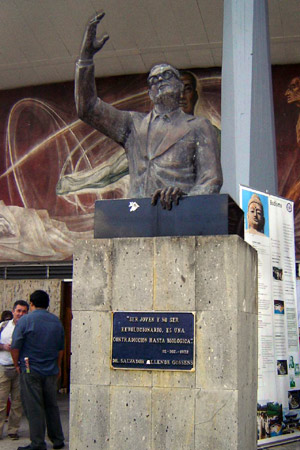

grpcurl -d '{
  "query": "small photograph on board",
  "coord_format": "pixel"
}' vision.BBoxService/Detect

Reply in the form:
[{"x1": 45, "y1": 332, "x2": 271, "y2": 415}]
[
  {"x1": 277, "y1": 360, "x2": 288, "y2": 376},
  {"x1": 274, "y1": 299, "x2": 285, "y2": 314},
  {"x1": 257, "y1": 402, "x2": 283, "y2": 439},
  {"x1": 273, "y1": 266, "x2": 283, "y2": 281},
  {"x1": 288, "y1": 390, "x2": 300, "y2": 410},
  {"x1": 290, "y1": 376, "x2": 296, "y2": 388}
]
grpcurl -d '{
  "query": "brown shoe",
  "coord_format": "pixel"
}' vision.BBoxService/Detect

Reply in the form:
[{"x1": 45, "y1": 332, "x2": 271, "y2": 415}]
[{"x1": 8, "y1": 433, "x2": 19, "y2": 440}]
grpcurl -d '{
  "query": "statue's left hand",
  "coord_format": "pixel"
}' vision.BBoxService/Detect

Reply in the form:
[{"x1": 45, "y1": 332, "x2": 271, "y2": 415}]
[
  {"x1": 151, "y1": 187, "x2": 186, "y2": 210},
  {"x1": 80, "y1": 12, "x2": 109, "y2": 60}
]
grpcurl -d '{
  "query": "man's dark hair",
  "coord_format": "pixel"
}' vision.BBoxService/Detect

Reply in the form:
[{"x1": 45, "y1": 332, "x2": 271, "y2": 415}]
[
  {"x1": 1, "y1": 310, "x2": 13, "y2": 321},
  {"x1": 30, "y1": 290, "x2": 50, "y2": 309},
  {"x1": 13, "y1": 300, "x2": 29, "y2": 311}
]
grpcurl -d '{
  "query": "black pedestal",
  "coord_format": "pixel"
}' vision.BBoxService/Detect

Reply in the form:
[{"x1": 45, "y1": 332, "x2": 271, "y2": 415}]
[{"x1": 94, "y1": 194, "x2": 244, "y2": 239}]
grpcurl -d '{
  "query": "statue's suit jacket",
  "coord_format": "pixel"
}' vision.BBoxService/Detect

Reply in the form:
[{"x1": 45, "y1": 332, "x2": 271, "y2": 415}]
[{"x1": 76, "y1": 63, "x2": 223, "y2": 197}]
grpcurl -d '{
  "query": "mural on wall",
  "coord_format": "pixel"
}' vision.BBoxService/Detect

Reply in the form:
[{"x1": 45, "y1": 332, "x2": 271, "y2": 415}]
[
  {"x1": 273, "y1": 64, "x2": 300, "y2": 261},
  {"x1": 0, "y1": 68, "x2": 221, "y2": 262},
  {"x1": 1, "y1": 63, "x2": 299, "y2": 263}
]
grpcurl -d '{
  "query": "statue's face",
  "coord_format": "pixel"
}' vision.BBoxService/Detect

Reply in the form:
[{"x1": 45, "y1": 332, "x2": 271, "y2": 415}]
[
  {"x1": 247, "y1": 202, "x2": 264, "y2": 231},
  {"x1": 285, "y1": 77, "x2": 300, "y2": 105},
  {"x1": 148, "y1": 65, "x2": 182, "y2": 103},
  {"x1": 180, "y1": 74, "x2": 198, "y2": 115}
]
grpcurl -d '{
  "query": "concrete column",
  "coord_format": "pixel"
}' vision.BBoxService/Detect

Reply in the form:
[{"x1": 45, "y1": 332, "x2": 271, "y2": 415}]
[
  {"x1": 221, "y1": 0, "x2": 277, "y2": 201},
  {"x1": 70, "y1": 236, "x2": 258, "y2": 449}
]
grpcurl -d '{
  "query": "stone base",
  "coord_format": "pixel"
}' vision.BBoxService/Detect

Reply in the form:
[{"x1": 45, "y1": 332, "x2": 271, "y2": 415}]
[{"x1": 70, "y1": 235, "x2": 258, "y2": 450}]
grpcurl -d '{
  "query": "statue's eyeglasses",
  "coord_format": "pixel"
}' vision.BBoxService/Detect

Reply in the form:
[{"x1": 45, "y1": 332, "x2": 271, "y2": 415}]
[{"x1": 147, "y1": 70, "x2": 179, "y2": 87}]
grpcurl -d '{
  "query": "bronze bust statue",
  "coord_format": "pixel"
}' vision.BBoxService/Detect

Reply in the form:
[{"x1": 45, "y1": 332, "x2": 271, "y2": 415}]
[{"x1": 75, "y1": 13, "x2": 222, "y2": 209}]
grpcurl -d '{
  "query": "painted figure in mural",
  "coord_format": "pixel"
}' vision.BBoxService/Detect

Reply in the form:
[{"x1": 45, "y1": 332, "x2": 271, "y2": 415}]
[
  {"x1": 285, "y1": 76, "x2": 300, "y2": 147},
  {"x1": 179, "y1": 71, "x2": 199, "y2": 115},
  {"x1": 0, "y1": 215, "x2": 15, "y2": 238},
  {"x1": 180, "y1": 70, "x2": 221, "y2": 154},
  {"x1": 281, "y1": 76, "x2": 300, "y2": 259},
  {"x1": 246, "y1": 194, "x2": 265, "y2": 236},
  {"x1": 0, "y1": 201, "x2": 93, "y2": 262},
  {"x1": 75, "y1": 13, "x2": 222, "y2": 209}
]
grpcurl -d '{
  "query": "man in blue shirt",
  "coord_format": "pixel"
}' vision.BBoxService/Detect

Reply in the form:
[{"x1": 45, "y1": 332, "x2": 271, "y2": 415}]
[{"x1": 11, "y1": 290, "x2": 65, "y2": 450}]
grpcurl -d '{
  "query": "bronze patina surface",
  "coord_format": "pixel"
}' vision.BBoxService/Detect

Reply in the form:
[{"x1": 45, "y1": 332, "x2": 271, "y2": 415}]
[{"x1": 75, "y1": 13, "x2": 222, "y2": 209}]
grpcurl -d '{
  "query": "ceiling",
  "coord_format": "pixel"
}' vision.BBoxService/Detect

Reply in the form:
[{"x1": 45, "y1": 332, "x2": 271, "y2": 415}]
[{"x1": 0, "y1": 0, "x2": 299, "y2": 90}]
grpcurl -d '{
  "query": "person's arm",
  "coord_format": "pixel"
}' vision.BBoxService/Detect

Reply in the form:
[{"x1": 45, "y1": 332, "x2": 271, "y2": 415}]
[
  {"x1": 11, "y1": 348, "x2": 20, "y2": 374},
  {"x1": 11, "y1": 319, "x2": 25, "y2": 374},
  {"x1": 57, "y1": 349, "x2": 64, "y2": 380},
  {"x1": 0, "y1": 322, "x2": 10, "y2": 351},
  {"x1": 0, "y1": 323, "x2": 11, "y2": 351},
  {"x1": 189, "y1": 118, "x2": 223, "y2": 195},
  {"x1": 75, "y1": 12, "x2": 132, "y2": 145},
  {"x1": 0, "y1": 342, "x2": 11, "y2": 351}
]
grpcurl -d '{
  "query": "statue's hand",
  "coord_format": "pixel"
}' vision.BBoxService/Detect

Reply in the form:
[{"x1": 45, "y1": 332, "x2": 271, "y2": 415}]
[
  {"x1": 80, "y1": 12, "x2": 109, "y2": 60},
  {"x1": 151, "y1": 187, "x2": 186, "y2": 210}
]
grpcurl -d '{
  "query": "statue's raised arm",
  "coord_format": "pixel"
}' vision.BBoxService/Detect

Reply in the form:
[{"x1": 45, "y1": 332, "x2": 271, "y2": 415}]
[
  {"x1": 75, "y1": 13, "x2": 132, "y2": 145},
  {"x1": 79, "y1": 13, "x2": 109, "y2": 62},
  {"x1": 75, "y1": 12, "x2": 109, "y2": 118},
  {"x1": 75, "y1": 13, "x2": 223, "y2": 208}
]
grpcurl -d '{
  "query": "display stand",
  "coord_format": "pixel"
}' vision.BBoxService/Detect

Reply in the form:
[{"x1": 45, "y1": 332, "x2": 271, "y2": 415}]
[{"x1": 70, "y1": 198, "x2": 258, "y2": 450}]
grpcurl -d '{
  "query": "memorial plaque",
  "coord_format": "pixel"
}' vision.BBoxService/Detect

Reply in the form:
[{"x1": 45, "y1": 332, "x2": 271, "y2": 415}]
[{"x1": 111, "y1": 312, "x2": 195, "y2": 371}]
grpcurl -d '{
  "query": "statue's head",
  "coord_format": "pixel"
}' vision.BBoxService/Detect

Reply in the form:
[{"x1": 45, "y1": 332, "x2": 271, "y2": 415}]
[
  {"x1": 285, "y1": 77, "x2": 300, "y2": 106},
  {"x1": 147, "y1": 64, "x2": 183, "y2": 107},
  {"x1": 179, "y1": 70, "x2": 198, "y2": 115},
  {"x1": 247, "y1": 194, "x2": 265, "y2": 233}
]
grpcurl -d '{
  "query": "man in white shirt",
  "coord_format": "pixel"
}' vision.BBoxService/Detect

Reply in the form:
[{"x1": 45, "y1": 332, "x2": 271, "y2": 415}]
[{"x1": 0, "y1": 300, "x2": 29, "y2": 440}]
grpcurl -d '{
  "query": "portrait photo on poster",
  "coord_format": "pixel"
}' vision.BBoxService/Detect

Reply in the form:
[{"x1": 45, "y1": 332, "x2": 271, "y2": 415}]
[{"x1": 241, "y1": 189, "x2": 270, "y2": 237}]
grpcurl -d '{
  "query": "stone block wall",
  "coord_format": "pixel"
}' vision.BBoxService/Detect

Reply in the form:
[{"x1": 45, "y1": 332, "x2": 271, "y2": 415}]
[
  {"x1": 0, "y1": 279, "x2": 62, "y2": 316},
  {"x1": 70, "y1": 236, "x2": 258, "y2": 450}
]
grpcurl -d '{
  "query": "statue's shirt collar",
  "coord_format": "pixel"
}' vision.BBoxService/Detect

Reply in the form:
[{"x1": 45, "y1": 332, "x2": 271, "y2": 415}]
[{"x1": 151, "y1": 108, "x2": 181, "y2": 123}]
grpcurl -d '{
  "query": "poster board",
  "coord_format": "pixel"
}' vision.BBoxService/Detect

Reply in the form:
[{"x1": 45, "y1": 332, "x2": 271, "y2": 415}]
[{"x1": 240, "y1": 186, "x2": 300, "y2": 444}]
